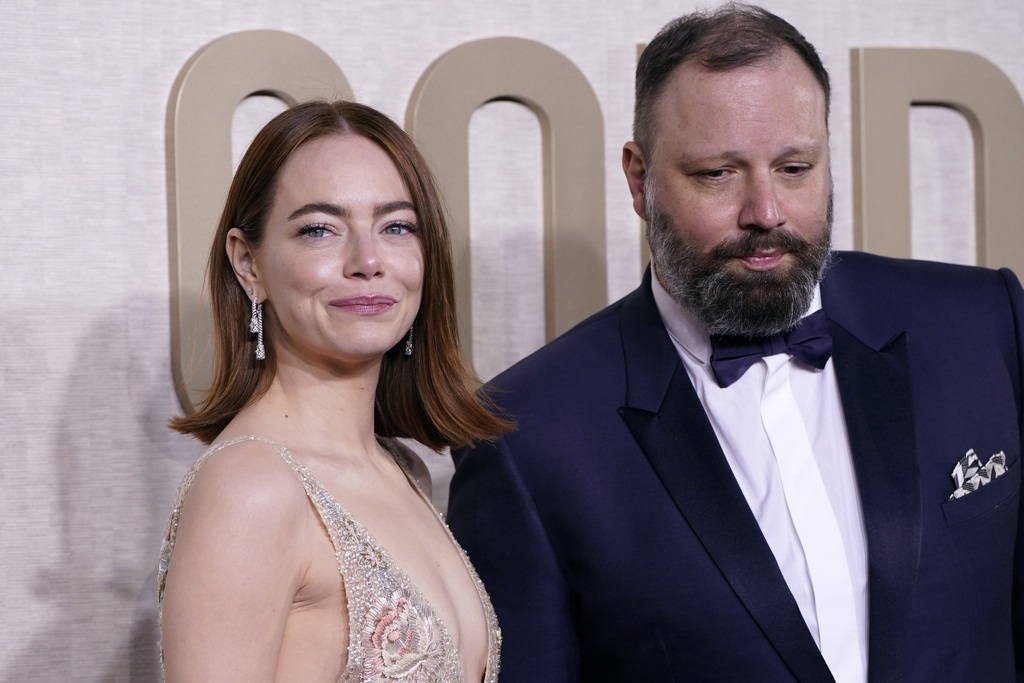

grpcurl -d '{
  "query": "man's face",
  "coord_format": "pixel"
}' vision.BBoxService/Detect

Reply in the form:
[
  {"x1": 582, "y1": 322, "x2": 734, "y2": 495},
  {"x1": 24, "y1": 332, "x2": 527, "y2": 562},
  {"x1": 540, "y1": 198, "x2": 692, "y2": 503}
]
[{"x1": 624, "y1": 49, "x2": 833, "y2": 337}]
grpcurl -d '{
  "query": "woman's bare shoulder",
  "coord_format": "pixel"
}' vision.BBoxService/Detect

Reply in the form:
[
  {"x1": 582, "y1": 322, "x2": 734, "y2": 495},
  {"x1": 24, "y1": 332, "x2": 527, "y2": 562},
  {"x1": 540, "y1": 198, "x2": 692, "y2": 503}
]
[
  {"x1": 177, "y1": 437, "x2": 311, "y2": 543},
  {"x1": 163, "y1": 437, "x2": 313, "y2": 613}
]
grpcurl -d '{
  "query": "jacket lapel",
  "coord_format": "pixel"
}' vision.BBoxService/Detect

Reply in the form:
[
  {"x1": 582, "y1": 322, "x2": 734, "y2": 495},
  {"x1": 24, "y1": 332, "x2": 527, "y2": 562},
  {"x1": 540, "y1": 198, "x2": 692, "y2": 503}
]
[
  {"x1": 823, "y1": 270, "x2": 922, "y2": 682},
  {"x1": 617, "y1": 272, "x2": 835, "y2": 682}
]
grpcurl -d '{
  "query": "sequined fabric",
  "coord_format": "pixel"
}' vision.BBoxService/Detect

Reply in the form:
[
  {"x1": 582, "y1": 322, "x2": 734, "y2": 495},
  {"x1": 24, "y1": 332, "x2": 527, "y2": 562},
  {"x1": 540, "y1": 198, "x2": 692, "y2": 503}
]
[{"x1": 158, "y1": 435, "x2": 500, "y2": 682}]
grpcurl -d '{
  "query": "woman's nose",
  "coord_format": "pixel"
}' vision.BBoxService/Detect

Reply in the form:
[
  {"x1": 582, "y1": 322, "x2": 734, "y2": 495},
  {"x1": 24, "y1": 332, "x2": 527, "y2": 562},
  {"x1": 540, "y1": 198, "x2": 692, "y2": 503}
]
[{"x1": 343, "y1": 232, "x2": 382, "y2": 278}]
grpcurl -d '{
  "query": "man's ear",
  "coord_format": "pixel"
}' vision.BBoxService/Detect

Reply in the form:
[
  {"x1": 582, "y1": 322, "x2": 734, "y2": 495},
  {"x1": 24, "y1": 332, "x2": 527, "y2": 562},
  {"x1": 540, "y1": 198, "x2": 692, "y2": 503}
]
[
  {"x1": 225, "y1": 228, "x2": 263, "y2": 300},
  {"x1": 622, "y1": 141, "x2": 649, "y2": 222}
]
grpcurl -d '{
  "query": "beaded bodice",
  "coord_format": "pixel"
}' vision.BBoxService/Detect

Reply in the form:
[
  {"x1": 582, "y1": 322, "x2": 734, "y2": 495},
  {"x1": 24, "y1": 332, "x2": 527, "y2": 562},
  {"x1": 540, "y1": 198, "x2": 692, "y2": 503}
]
[{"x1": 158, "y1": 435, "x2": 500, "y2": 682}]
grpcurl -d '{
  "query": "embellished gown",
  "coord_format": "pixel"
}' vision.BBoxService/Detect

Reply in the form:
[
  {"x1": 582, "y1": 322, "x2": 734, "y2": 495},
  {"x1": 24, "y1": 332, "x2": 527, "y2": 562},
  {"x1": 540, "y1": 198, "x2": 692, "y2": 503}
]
[{"x1": 159, "y1": 435, "x2": 501, "y2": 682}]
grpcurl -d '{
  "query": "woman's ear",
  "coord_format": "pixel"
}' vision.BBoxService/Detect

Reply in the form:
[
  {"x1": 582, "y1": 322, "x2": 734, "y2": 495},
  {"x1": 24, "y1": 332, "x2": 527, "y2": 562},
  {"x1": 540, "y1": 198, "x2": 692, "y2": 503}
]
[{"x1": 226, "y1": 228, "x2": 262, "y2": 299}]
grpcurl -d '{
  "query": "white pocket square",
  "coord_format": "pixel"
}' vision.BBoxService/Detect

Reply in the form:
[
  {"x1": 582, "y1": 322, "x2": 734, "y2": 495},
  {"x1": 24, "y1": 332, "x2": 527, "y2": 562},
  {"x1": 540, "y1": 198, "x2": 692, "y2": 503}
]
[{"x1": 949, "y1": 448, "x2": 1007, "y2": 500}]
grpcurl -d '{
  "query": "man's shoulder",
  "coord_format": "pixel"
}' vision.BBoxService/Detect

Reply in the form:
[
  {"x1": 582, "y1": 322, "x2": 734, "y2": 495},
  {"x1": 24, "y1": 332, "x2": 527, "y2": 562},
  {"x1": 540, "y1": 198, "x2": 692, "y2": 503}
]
[
  {"x1": 468, "y1": 286, "x2": 654, "y2": 462},
  {"x1": 479, "y1": 284, "x2": 656, "y2": 416},
  {"x1": 490, "y1": 292, "x2": 631, "y2": 389},
  {"x1": 824, "y1": 251, "x2": 1024, "y2": 335},
  {"x1": 827, "y1": 250, "x2": 1018, "y2": 298},
  {"x1": 830, "y1": 250, "x2": 1010, "y2": 281}
]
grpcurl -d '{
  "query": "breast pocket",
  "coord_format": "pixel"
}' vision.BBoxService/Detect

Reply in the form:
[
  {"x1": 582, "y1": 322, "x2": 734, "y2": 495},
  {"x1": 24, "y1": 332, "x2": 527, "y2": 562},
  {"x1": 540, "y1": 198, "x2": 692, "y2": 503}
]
[{"x1": 941, "y1": 459, "x2": 1020, "y2": 527}]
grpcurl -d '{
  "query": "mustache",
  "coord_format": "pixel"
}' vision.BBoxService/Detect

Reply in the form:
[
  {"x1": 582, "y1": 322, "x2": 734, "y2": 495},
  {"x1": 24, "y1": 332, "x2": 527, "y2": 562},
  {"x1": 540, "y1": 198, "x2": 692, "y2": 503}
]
[{"x1": 708, "y1": 229, "x2": 814, "y2": 261}]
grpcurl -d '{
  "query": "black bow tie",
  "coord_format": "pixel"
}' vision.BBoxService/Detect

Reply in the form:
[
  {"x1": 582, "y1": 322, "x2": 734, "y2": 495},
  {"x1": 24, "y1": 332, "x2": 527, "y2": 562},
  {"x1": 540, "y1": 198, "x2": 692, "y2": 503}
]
[{"x1": 709, "y1": 309, "x2": 833, "y2": 388}]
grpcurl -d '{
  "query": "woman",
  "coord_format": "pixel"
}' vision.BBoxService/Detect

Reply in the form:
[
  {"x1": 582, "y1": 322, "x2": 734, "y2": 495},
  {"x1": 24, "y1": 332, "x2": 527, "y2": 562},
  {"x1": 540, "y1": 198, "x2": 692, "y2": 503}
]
[{"x1": 159, "y1": 100, "x2": 510, "y2": 682}]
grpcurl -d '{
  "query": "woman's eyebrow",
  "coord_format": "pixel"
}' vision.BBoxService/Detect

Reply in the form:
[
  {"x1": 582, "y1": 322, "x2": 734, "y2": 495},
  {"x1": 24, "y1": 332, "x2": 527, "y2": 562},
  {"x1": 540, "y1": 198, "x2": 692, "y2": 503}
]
[
  {"x1": 287, "y1": 202, "x2": 346, "y2": 221},
  {"x1": 286, "y1": 200, "x2": 415, "y2": 221},
  {"x1": 374, "y1": 200, "x2": 415, "y2": 218}
]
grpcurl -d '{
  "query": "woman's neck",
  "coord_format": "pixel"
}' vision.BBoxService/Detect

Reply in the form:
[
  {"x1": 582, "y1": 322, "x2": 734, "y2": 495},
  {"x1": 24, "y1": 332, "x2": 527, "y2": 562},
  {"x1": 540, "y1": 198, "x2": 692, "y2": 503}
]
[{"x1": 226, "y1": 355, "x2": 385, "y2": 464}]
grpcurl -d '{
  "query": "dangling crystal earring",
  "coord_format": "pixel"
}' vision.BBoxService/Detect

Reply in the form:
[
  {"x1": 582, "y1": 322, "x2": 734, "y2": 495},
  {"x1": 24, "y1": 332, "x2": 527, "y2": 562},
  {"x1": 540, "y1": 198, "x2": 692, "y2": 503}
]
[
  {"x1": 404, "y1": 326, "x2": 415, "y2": 357},
  {"x1": 249, "y1": 294, "x2": 259, "y2": 334},
  {"x1": 248, "y1": 291, "x2": 265, "y2": 360}
]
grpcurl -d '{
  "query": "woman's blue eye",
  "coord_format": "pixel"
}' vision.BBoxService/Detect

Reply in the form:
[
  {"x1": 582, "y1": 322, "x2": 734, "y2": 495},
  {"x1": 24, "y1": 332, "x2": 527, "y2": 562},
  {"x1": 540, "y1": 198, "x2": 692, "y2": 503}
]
[
  {"x1": 383, "y1": 221, "x2": 416, "y2": 235},
  {"x1": 298, "y1": 225, "x2": 328, "y2": 238}
]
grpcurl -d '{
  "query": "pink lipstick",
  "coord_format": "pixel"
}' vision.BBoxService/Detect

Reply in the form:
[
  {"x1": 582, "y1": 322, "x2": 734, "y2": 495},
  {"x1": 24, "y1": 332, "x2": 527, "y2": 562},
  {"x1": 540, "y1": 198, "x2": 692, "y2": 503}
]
[{"x1": 330, "y1": 295, "x2": 396, "y2": 315}]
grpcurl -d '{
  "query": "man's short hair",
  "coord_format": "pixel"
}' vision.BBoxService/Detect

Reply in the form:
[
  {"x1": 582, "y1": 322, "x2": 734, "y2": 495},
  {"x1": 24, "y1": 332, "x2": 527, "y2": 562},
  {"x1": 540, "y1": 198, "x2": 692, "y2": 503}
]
[{"x1": 633, "y1": 2, "x2": 831, "y2": 155}]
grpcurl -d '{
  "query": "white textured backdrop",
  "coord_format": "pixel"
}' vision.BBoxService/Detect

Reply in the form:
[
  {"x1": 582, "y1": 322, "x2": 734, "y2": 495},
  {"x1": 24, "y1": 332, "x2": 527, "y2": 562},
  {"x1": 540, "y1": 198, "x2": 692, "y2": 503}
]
[{"x1": 0, "y1": 0, "x2": 1021, "y2": 680}]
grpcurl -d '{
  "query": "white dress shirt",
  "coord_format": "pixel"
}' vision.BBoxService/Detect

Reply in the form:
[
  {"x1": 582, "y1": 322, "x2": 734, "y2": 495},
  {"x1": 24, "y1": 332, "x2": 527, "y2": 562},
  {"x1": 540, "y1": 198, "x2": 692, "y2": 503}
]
[{"x1": 650, "y1": 271, "x2": 869, "y2": 681}]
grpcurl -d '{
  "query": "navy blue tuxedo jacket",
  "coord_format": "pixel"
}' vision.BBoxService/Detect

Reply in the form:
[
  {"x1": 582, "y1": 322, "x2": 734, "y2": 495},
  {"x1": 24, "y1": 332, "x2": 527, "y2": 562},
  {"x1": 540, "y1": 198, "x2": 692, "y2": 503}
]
[{"x1": 449, "y1": 251, "x2": 1024, "y2": 682}]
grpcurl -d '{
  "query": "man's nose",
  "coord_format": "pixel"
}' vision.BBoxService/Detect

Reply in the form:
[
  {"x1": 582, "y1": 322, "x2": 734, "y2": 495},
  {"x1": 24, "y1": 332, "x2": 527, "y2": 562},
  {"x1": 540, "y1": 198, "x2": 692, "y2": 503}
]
[{"x1": 739, "y1": 172, "x2": 785, "y2": 230}]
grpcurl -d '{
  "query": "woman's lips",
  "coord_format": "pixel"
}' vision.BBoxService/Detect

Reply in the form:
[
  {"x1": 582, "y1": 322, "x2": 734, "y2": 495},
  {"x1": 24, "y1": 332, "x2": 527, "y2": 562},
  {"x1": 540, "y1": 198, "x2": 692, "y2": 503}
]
[{"x1": 330, "y1": 296, "x2": 397, "y2": 315}]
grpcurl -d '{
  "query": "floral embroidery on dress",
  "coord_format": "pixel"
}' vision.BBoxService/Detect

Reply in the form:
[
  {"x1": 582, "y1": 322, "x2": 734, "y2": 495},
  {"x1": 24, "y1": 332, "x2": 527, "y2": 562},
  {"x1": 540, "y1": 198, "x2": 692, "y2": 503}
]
[{"x1": 361, "y1": 589, "x2": 440, "y2": 681}]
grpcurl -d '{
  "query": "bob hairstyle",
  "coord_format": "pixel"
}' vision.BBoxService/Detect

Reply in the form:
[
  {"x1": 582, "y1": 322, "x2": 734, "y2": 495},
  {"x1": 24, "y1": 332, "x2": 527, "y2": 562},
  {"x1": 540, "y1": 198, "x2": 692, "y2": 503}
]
[{"x1": 170, "y1": 100, "x2": 511, "y2": 448}]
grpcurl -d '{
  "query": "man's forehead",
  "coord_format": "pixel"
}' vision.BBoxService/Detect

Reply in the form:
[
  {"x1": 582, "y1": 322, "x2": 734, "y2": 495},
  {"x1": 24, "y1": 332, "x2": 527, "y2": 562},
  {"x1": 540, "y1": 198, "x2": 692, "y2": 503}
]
[
  {"x1": 664, "y1": 47, "x2": 816, "y2": 94},
  {"x1": 650, "y1": 51, "x2": 828, "y2": 139}
]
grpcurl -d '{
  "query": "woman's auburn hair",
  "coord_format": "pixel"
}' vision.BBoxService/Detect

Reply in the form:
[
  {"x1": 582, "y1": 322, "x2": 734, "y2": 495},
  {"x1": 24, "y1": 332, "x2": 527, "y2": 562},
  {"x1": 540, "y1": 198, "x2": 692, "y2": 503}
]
[{"x1": 169, "y1": 100, "x2": 511, "y2": 448}]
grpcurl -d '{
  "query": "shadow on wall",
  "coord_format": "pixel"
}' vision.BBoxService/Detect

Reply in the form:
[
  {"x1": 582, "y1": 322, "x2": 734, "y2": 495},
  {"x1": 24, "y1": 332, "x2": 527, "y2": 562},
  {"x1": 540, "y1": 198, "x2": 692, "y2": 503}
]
[
  {"x1": 1, "y1": 299, "x2": 200, "y2": 682},
  {"x1": 0, "y1": 245, "x2": 556, "y2": 680}
]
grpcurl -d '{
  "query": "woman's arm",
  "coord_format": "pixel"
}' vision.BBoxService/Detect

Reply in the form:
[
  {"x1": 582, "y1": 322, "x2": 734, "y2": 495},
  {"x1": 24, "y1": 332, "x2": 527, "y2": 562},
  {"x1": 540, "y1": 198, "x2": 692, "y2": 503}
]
[{"x1": 160, "y1": 443, "x2": 309, "y2": 682}]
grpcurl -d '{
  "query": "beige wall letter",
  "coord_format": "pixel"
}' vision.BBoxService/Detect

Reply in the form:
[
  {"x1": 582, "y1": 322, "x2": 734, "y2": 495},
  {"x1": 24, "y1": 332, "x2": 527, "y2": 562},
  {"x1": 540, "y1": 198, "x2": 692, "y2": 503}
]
[
  {"x1": 167, "y1": 30, "x2": 351, "y2": 413},
  {"x1": 851, "y1": 48, "x2": 1024, "y2": 271},
  {"x1": 406, "y1": 37, "x2": 606, "y2": 362}
]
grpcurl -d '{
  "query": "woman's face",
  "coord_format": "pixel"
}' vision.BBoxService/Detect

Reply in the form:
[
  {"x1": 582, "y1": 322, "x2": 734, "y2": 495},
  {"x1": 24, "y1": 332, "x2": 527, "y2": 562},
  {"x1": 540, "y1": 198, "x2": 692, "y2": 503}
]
[{"x1": 240, "y1": 133, "x2": 424, "y2": 371}]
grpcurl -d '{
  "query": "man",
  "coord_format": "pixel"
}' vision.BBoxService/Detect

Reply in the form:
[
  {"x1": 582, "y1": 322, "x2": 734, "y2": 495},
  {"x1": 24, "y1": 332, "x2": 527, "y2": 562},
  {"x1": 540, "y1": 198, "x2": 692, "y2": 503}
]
[{"x1": 449, "y1": 4, "x2": 1024, "y2": 682}]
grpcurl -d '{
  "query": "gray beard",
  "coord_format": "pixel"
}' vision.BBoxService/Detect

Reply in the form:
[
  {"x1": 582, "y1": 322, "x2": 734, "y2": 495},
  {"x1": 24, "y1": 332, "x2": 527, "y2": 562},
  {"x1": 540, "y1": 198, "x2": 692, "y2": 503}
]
[{"x1": 646, "y1": 189, "x2": 834, "y2": 337}]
